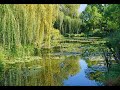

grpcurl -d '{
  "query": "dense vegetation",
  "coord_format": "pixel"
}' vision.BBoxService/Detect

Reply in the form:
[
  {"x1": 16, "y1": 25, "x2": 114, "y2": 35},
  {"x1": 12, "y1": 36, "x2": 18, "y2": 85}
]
[
  {"x1": 79, "y1": 4, "x2": 120, "y2": 85},
  {"x1": 82, "y1": 4, "x2": 120, "y2": 64},
  {"x1": 0, "y1": 4, "x2": 120, "y2": 86},
  {"x1": 54, "y1": 4, "x2": 81, "y2": 36},
  {"x1": 0, "y1": 4, "x2": 61, "y2": 59}
]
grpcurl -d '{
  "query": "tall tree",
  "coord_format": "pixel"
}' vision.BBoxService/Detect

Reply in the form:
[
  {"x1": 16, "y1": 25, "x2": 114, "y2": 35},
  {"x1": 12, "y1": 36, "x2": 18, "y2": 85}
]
[{"x1": 0, "y1": 4, "x2": 60, "y2": 57}]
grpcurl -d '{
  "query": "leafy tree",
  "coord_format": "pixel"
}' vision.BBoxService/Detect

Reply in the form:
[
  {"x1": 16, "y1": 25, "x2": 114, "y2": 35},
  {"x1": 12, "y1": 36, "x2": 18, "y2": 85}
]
[
  {"x1": 60, "y1": 4, "x2": 80, "y2": 18},
  {"x1": 0, "y1": 4, "x2": 60, "y2": 57},
  {"x1": 54, "y1": 4, "x2": 81, "y2": 36}
]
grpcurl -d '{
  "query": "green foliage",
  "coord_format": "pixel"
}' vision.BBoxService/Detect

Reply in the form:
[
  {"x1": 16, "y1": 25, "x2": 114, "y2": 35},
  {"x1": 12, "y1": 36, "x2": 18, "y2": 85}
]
[
  {"x1": 0, "y1": 4, "x2": 60, "y2": 59},
  {"x1": 60, "y1": 4, "x2": 80, "y2": 18},
  {"x1": 106, "y1": 31, "x2": 120, "y2": 48},
  {"x1": 89, "y1": 29, "x2": 104, "y2": 37},
  {"x1": 80, "y1": 4, "x2": 102, "y2": 34},
  {"x1": 0, "y1": 60, "x2": 4, "y2": 71},
  {"x1": 51, "y1": 28, "x2": 62, "y2": 46},
  {"x1": 0, "y1": 49, "x2": 5, "y2": 61},
  {"x1": 103, "y1": 64, "x2": 120, "y2": 86},
  {"x1": 0, "y1": 47, "x2": 4, "y2": 77},
  {"x1": 54, "y1": 4, "x2": 81, "y2": 36},
  {"x1": 89, "y1": 71, "x2": 103, "y2": 81},
  {"x1": 103, "y1": 5, "x2": 120, "y2": 65},
  {"x1": 86, "y1": 60, "x2": 99, "y2": 67}
]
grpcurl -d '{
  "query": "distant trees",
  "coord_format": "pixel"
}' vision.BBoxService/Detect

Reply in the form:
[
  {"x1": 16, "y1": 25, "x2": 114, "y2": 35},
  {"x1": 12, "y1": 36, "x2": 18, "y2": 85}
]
[
  {"x1": 79, "y1": 4, "x2": 120, "y2": 37},
  {"x1": 79, "y1": 4, "x2": 120, "y2": 63},
  {"x1": 54, "y1": 4, "x2": 81, "y2": 36},
  {"x1": 80, "y1": 4, "x2": 103, "y2": 36}
]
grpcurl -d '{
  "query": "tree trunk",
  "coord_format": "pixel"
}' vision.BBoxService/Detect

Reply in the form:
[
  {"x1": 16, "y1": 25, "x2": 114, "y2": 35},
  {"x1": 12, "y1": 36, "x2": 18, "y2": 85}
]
[{"x1": 108, "y1": 47, "x2": 120, "y2": 64}]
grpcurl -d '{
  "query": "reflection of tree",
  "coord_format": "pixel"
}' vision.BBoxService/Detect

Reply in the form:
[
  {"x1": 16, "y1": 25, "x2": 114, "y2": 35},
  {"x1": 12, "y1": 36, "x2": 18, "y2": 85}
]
[
  {"x1": 87, "y1": 71, "x2": 103, "y2": 81},
  {"x1": 81, "y1": 44, "x2": 106, "y2": 85},
  {"x1": 85, "y1": 60, "x2": 106, "y2": 85},
  {"x1": 62, "y1": 56, "x2": 80, "y2": 77},
  {"x1": 0, "y1": 51, "x2": 80, "y2": 86},
  {"x1": 85, "y1": 69, "x2": 105, "y2": 86},
  {"x1": 81, "y1": 44, "x2": 103, "y2": 60},
  {"x1": 86, "y1": 59, "x2": 100, "y2": 67}
]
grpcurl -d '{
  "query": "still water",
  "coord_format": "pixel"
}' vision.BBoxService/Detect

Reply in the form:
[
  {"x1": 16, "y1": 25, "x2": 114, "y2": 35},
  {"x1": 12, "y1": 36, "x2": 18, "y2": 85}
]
[
  {"x1": 64, "y1": 59, "x2": 99, "y2": 86},
  {"x1": 0, "y1": 42, "x2": 106, "y2": 86}
]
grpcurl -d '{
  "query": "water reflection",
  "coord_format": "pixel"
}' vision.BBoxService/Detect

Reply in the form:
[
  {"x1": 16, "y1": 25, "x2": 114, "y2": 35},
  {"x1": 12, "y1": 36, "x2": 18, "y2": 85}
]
[
  {"x1": 80, "y1": 44, "x2": 107, "y2": 86},
  {"x1": 64, "y1": 60, "x2": 99, "y2": 86},
  {"x1": 0, "y1": 42, "x2": 107, "y2": 86},
  {"x1": 0, "y1": 49, "x2": 80, "y2": 86}
]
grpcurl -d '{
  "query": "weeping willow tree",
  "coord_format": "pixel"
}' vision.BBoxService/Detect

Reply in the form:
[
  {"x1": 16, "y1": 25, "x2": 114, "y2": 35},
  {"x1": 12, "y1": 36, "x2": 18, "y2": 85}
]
[
  {"x1": 71, "y1": 18, "x2": 81, "y2": 34},
  {"x1": 0, "y1": 4, "x2": 59, "y2": 57},
  {"x1": 54, "y1": 13, "x2": 81, "y2": 35},
  {"x1": 53, "y1": 4, "x2": 81, "y2": 36}
]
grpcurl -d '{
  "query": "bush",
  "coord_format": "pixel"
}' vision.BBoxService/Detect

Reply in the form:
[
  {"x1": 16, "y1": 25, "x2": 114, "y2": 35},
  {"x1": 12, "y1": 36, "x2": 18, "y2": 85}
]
[
  {"x1": 51, "y1": 28, "x2": 62, "y2": 40},
  {"x1": 106, "y1": 30, "x2": 120, "y2": 48},
  {"x1": 89, "y1": 29, "x2": 104, "y2": 37},
  {"x1": 79, "y1": 33, "x2": 86, "y2": 37}
]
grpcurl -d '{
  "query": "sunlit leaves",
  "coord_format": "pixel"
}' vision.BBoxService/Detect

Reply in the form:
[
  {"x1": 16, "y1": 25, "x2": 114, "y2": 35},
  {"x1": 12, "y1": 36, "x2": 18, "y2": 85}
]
[{"x1": 0, "y1": 4, "x2": 60, "y2": 57}]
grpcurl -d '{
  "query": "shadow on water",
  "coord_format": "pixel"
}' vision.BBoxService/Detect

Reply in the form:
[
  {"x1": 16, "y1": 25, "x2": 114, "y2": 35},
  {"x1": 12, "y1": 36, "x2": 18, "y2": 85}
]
[{"x1": 0, "y1": 40, "x2": 108, "y2": 86}]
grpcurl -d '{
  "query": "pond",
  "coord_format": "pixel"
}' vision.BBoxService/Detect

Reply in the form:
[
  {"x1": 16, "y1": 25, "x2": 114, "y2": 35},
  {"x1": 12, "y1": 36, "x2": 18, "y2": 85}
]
[
  {"x1": 64, "y1": 59, "x2": 102, "y2": 86},
  {"x1": 0, "y1": 38, "x2": 107, "y2": 86}
]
